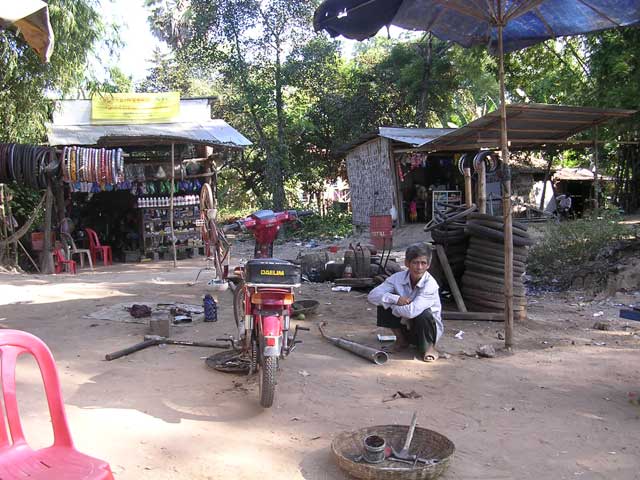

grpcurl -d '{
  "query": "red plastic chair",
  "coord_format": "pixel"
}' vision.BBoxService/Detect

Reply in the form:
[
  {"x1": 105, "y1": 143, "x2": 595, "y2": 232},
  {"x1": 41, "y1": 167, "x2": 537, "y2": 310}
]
[
  {"x1": 53, "y1": 249, "x2": 77, "y2": 275},
  {"x1": 84, "y1": 228, "x2": 112, "y2": 266},
  {"x1": 0, "y1": 330, "x2": 114, "y2": 479}
]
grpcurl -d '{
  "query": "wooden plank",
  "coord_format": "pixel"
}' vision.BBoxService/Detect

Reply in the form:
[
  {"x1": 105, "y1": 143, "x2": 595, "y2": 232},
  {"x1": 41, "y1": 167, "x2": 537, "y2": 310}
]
[
  {"x1": 442, "y1": 311, "x2": 503, "y2": 321},
  {"x1": 435, "y1": 245, "x2": 467, "y2": 313}
]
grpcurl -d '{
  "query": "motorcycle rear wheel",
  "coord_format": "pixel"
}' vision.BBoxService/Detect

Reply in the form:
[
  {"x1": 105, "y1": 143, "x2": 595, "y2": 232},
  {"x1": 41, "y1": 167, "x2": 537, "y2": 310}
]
[{"x1": 259, "y1": 355, "x2": 277, "y2": 408}]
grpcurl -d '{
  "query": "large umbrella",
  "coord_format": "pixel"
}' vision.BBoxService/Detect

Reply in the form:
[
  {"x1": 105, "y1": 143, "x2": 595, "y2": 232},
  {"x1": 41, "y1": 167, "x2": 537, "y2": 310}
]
[
  {"x1": 0, "y1": 0, "x2": 55, "y2": 62},
  {"x1": 314, "y1": 0, "x2": 640, "y2": 349}
]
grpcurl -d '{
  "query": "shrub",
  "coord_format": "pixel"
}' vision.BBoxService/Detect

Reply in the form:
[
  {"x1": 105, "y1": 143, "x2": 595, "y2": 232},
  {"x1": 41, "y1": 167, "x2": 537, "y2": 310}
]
[
  {"x1": 527, "y1": 209, "x2": 634, "y2": 287},
  {"x1": 285, "y1": 211, "x2": 353, "y2": 241}
]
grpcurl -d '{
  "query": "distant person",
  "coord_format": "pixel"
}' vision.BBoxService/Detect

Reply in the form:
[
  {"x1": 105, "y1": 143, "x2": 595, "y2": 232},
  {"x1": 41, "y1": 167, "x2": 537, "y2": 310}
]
[
  {"x1": 556, "y1": 194, "x2": 572, "y2": 219},
  {"x1": 409, "y1": 199, "x2": 418, "y2": 223},
  {"x1": 367, "y1": 243, "x2": 442, "y2": 362}
]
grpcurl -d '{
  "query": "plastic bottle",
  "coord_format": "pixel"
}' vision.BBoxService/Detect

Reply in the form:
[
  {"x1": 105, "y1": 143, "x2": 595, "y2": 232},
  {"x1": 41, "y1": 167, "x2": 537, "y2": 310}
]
[{"x1": 343, "y1": 264, "x2": 353, "y2": 278}]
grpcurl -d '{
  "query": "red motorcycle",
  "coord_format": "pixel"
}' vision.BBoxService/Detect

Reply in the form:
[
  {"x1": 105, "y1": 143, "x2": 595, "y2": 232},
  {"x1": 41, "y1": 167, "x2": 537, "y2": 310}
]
[{"x1": 223, "y1": 209, "x2": 312, "y2": 408}]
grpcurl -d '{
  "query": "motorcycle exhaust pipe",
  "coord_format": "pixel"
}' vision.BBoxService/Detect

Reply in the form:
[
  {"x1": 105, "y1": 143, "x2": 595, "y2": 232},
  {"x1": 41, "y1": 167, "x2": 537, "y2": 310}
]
[{"x1": 318, "y1": 322, "x2": 388, "y2": 365}]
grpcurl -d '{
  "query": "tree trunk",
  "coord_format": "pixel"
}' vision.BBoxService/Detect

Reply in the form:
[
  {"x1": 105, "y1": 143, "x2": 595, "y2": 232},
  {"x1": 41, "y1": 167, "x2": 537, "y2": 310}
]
[
  {"x1": 271, "y1": 34, "x2": 287, "y2": 211},
  {"x1": 416, "y1": 33, "x2": 433, "y2": 127}
]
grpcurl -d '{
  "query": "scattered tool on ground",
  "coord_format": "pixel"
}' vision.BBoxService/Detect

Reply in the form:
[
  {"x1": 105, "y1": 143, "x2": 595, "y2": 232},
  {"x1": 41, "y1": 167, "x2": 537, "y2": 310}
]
[
  {"x1": 318, "y1": 321, "x2": 388, "y2": 365},
  {"x1": 105, "y1": 335, "x2": 228, "y2": 361}
]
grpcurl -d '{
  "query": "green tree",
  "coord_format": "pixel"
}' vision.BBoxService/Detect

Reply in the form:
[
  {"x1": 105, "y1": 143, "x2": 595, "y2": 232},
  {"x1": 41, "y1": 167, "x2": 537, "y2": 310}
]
[
  {"x1": 146, "y1": 0, "x2": 320, "y2": 210},
  {"x1": 0, "y1": 0, "x2": 105, "y2": 143}
]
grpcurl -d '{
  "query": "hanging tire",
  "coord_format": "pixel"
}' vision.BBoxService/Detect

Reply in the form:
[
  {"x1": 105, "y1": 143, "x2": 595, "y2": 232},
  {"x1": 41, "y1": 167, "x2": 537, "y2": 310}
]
[{"x1": 259, "y1": 355, "x2": 278, "y2": 408}]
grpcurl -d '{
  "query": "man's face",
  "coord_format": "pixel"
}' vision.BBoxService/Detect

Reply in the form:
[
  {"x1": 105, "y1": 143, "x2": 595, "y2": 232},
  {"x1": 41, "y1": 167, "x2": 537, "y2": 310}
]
[{"x1": 405, "y1": 255, "x2": 430, "y2": 280}]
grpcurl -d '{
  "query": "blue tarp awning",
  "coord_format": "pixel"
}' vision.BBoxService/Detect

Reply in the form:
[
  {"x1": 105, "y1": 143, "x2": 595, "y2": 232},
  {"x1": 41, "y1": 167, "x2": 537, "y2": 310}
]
[{"x1": 314, "y1": 0, "x2": 640, "y2": 52}]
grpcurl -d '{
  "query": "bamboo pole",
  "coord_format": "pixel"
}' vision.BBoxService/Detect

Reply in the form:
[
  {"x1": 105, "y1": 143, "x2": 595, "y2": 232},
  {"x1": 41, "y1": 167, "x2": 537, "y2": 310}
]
[
  {"x1": 498, "y1": 20, "x2": 515, "y2": 349},
  {"x1": 0, "y1": 184, "x2": 8, "y2": 265},
  {"x1": 593, "y1": 126, "x2": 599, "y2": 211},
  {"x1": 5, "y1": 189, "x2": 17, "y2": 266},
  {"x1": 170, "y1": 142, "x2": 177, "y2": 268},
  {"x1": 477, "y1": 159, "x2": 486, "y2": 214},
  {"x1": 539, "y1": 151, "x2": 554, "y2": 211},
  {"x1": 435, "y1": 245, "x2": 467, "y2": 313},
  {"x1": 40, "y1": 186, "x2": 54, "y2": 274},
  {"x1": 464, "y1": 167, "x2": 473, "y2": 207}
]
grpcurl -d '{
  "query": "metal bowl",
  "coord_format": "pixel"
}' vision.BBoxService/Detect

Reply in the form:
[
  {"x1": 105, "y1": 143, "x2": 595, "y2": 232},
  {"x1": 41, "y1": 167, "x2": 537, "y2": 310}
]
[{"x1": 292, "y1": 299, "x2": 319, "y2": 316}]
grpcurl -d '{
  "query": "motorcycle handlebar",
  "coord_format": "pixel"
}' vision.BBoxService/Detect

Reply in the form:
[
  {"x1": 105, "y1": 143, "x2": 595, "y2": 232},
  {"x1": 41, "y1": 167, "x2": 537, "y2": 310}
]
[
  {"x1": 222, "y1": 222, "x2": 240, "y2": 233},
  {"x1": 295, "y1": 210, "x2": 314, "y2": 218}
]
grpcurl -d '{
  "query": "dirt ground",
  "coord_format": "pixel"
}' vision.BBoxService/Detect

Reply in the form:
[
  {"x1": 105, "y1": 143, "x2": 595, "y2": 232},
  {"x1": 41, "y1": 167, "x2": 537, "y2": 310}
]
[{"x1": 1, "y1": 231, "x2": 639, "y2": 480}]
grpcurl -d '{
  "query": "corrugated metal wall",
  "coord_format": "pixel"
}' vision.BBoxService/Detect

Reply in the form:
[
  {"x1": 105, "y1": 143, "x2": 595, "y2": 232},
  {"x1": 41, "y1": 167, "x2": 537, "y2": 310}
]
[{"x1": 346, "y1": 137, "x2": 395, "y2": 226}]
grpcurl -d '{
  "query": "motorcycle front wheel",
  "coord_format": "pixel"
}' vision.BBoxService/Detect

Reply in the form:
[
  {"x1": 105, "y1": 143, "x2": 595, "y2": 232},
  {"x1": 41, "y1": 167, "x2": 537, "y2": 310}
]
[{"x1": 259, "y1": 355, "x2": 277, "y2": 408}]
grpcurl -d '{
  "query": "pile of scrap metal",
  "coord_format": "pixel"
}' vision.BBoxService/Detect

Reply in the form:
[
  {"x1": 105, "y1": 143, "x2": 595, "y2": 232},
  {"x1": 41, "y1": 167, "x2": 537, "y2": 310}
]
[{"x1": 299, "y1": 244, "x2": 402, "y2": 288}]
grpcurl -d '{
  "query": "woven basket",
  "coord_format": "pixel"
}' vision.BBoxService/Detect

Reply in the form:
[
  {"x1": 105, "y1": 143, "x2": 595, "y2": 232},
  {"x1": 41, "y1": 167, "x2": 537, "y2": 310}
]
[{"x1": 332, "y1": 425, "x2": 454, "y2": 480}]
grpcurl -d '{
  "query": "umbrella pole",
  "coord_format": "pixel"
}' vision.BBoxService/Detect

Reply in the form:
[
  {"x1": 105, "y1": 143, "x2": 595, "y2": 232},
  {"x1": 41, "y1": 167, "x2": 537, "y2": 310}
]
[
  {"x1": 498, "y1": 23, "x2": 514, "y2": 349},
  {"x1": 171, "y1": 142, "x2": 177, "y2": 268}
]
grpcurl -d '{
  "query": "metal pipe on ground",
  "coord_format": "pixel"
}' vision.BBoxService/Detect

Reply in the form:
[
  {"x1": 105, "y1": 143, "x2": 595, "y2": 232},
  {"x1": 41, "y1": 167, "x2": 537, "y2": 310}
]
[{"x1": 318, "y1": 322, "x2": 388, "y2": 365}]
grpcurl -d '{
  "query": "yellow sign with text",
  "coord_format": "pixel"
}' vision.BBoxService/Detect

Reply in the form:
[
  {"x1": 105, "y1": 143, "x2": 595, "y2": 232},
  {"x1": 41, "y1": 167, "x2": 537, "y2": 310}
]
[
  {"x1": 91, "y1": 92, "x2": 180, "y2": 124},
  {"x1": 261, "y1": 269, "x2": 285, "y2": 276}
]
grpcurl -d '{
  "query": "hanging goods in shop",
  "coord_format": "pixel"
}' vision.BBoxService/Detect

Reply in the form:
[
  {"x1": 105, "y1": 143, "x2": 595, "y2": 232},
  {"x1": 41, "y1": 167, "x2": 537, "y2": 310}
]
[
  {"x1": 0, "y1": 144, "x2": 60, "y2": 189},
  {"x1": 62, "y1": 146, "x2": 124, "y2": 192}
]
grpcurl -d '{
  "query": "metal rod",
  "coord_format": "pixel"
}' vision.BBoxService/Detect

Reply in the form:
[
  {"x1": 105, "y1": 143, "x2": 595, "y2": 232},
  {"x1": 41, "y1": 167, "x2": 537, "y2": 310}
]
[{"x1": 318, "y1": 322, "x2": 388, "y2": 365}]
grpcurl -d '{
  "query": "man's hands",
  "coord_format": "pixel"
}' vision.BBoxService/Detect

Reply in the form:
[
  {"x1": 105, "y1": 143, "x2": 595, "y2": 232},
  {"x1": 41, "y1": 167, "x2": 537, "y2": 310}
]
[{"x1": 396, "y1": 296, "x2": 412, "y2": 306}]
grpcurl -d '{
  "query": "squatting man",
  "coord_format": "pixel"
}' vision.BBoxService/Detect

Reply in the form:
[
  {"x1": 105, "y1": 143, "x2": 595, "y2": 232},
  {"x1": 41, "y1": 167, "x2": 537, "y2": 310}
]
[{"x1": 367, "y1": 243, "x2": 442, "y2": 362}]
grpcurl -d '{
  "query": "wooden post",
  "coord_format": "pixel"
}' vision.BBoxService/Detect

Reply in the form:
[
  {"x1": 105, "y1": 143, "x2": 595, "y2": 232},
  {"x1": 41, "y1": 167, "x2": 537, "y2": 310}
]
[
  {"x1": 435, "y1": 245, "x2": 467, "y2": 313},
  {"x1": 464, "y1": 167, "x2": 473, "y2": 207},
  {"x1": 0, "y1": 184, "x2": 8, "y2": 265},
  {"x1": 40, "y1": 185, "x2": 54, "y2": 274},
  {"x1": 539, "y1": 151, "x2": 554, "y2": 211},
  {"x1": 477, "y1": 160, "x2": 486, "y2": 214},
  {"x1": 498, "y1": 21, "x2": 514, "y2": 350},
  {"x1": 170, "y1": 142, "x2": 177, "y2": 268},
  {"x1": 593, "y1": 126, "x2": 599, "y2": 211},
  {"x1": 442, "y1": 311, "x2": 504, "y2": 322}
]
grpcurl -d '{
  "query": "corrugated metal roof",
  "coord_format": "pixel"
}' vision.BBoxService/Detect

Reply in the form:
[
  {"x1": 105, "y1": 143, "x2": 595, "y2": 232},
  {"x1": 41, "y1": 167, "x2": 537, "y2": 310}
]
[
  {"x1": 337, "y1": 126, "x2": 453, "y2": 155},
  {"x1": 46, "y1": 120, "x2": 252, "y2": 148},
  {"x1": 418, "y1": 103, "x2": 637, "y2": 152},
  {"x1": 553, "y1": 167, "x2": 612, "y2": 181},
  {"x1": 379, "y1": 127, "x2": 455, "y2": 146}
]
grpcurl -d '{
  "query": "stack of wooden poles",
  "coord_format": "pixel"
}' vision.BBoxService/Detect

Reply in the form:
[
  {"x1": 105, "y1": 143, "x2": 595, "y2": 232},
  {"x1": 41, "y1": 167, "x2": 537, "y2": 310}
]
[{"x1": 461, "y1": 213, "x2": 532, "y2": 320}]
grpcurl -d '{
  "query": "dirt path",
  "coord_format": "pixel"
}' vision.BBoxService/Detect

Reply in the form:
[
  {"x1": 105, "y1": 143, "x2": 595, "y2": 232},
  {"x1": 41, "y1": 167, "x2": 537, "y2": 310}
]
[{"x1": 1, "y1": 247, "x2": 639, "y2": 480}]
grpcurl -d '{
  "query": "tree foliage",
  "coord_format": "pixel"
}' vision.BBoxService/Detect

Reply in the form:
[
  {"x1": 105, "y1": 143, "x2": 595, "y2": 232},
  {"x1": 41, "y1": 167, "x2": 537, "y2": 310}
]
[{"x1": 0, "y1": 0, "x2": 105, "y2": 143}]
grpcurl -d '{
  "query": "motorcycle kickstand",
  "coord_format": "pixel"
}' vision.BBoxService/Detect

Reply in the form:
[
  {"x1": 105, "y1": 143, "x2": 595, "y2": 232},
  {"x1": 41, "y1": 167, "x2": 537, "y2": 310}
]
[{"x1": 286, "y1": 325, "x2": 309, "y2": 355}]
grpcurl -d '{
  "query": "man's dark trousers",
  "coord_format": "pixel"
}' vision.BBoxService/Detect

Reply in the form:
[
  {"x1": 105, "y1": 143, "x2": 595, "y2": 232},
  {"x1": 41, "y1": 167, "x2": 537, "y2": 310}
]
[{"x1": 377, "y1": 306, "x2": 437, "y2": 354}]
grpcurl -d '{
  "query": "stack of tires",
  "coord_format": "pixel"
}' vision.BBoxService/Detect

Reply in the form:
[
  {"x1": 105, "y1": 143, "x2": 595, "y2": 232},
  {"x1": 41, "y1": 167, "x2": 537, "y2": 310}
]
[
  {"x1": 431, "y1": 222, "x2": 468, "y2": 282},
  {"x1": 462, "y1": 213, "x2": 532, "y2": 320}
]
